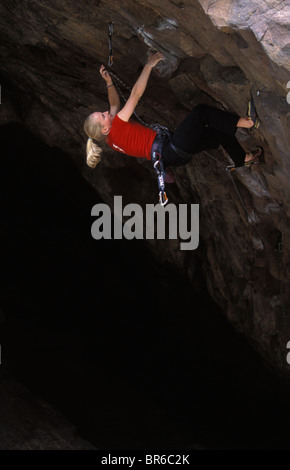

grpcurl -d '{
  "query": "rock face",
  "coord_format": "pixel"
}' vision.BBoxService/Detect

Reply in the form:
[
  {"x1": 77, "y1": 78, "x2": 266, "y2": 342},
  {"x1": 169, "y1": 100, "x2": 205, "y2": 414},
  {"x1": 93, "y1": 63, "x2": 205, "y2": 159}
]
[
  {"x1": 0, "y1": 0, "x2": 290, "y2": 379},
  {"x1": 0, "y1": 363, "x2": 96, "y2": 450}
]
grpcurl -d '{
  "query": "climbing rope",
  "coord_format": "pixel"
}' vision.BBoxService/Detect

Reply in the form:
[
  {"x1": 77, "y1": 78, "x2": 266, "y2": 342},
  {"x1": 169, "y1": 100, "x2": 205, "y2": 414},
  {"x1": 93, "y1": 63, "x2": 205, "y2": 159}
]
[
  {"x1": 202, "y1": 150, "x2": 224, "y2": 168},
  {"x1": 203, "y1": 148, "x2": 261, "y2": 234},
  {"x1": 203, "y1": 147, "x2": 265, "y2": 249},
  {"x1": 227, "y1": 171, "x2": 257, "y2": 224},
  {"x1": 108, "y1": 22, "x2": 114, "y2": 68},
  {"x1": 109, "y1": 70, "x2": 171, "y2": 131},
  {"x1": 205, "y1": 147, "x2": 290, "y2": 341},
  {"x1": 109, "y1": 71, "x2": 150, "y2": 127}
]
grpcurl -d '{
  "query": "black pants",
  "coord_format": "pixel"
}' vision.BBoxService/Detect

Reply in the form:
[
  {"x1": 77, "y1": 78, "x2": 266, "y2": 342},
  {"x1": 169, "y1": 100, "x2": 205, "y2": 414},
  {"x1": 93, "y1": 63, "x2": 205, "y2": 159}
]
[{"x1": 162, "y1": 104, "x2": 245, "y2": 168}]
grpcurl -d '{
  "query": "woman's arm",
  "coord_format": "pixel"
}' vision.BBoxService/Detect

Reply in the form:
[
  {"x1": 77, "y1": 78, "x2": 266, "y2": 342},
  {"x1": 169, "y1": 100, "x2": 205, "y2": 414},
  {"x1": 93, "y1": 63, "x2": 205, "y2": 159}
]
[
  {"x1": 117, "y1": 52, "x2": 164, "y2": 123},
  {"x1": 100, "y1": 65, "x2": 121, "y2": 117}
]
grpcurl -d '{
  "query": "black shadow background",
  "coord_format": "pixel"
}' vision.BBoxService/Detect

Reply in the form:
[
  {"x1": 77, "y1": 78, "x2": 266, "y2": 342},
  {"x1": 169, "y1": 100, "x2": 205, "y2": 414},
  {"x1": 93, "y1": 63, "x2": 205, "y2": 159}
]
[{"x1": 1, "y1": 123, "x2": 290, "y2": 450}]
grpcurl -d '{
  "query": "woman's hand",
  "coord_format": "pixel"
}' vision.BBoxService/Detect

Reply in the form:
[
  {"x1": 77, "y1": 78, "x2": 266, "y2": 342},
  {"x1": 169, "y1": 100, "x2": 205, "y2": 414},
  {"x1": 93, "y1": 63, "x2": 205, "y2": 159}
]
[
  {"x1": 100, "y1": 64, "x2": 120, "y2": 116},
  {"x1": 117, "y1": 52, "x2": 164, "y2": 123},
  {"x1": 147, "y1": 52, "x2": 164, "y2": 69},
  {"x1": 99, "y1": 65, "x2": 112, "y2": 84}
]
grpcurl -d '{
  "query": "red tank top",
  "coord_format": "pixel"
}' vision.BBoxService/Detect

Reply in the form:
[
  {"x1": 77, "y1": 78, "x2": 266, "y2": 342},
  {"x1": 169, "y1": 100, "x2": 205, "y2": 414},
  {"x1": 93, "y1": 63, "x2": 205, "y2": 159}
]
[{"x1": 106, "y1": 115, "x2": 157, "y2": 160}]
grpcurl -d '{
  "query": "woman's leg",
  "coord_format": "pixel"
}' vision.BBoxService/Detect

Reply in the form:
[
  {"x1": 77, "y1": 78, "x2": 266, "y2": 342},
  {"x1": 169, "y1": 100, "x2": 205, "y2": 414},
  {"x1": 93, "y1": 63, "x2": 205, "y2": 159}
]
[
  {"x1": 202, "y1": 128, "x2": 245, "y2": 167},
  {"x1": 170, "y1": 104, "x2": 238, "y2": 151},
  {"x1": 168, "y1": 104, "x2": 255, "y2": 168}
]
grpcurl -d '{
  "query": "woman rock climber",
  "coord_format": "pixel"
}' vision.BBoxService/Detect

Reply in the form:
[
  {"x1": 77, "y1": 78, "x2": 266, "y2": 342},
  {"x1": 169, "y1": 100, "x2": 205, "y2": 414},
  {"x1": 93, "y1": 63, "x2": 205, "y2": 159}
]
[{"x1": 84, "y1": 52, "x2": 262, "y2": 176}]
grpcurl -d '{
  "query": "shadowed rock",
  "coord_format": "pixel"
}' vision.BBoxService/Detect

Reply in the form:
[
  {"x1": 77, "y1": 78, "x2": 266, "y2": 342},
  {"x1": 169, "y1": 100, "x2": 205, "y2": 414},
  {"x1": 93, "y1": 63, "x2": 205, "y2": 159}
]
[{"x1": 0, "y1": 0, "x2": 289, "y2": 384}]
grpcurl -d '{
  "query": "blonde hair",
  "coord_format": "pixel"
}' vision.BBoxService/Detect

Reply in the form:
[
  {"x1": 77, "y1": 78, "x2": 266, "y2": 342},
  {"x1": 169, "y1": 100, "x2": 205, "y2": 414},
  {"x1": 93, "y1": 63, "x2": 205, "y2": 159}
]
[{"x1": 84, "y1": 113, "x2": 105, "y2": 168}]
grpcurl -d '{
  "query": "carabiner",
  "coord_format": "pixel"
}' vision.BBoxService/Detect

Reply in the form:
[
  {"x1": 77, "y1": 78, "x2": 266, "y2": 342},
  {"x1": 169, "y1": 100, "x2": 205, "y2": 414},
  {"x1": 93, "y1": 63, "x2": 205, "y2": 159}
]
[{"x1": 159, "y1": 191, "x2": 168, "y2": 207}]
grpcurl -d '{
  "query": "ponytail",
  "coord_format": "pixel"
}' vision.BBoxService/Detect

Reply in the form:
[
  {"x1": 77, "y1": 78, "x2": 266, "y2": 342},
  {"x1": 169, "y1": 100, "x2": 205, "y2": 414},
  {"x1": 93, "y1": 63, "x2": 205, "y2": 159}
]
[
  {"x1": 86, "y1": 138, "x2": 102, "y2": 168},
  {"x1": 84, "y1": 113, "x2": 106, "y2": 168}
]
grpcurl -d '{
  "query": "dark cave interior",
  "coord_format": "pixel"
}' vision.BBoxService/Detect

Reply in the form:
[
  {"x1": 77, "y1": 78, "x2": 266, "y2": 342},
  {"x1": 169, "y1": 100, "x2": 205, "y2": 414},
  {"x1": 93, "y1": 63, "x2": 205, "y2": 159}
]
[{"x1": 1, "y1": 123, "x2": 290, "y2": 450}]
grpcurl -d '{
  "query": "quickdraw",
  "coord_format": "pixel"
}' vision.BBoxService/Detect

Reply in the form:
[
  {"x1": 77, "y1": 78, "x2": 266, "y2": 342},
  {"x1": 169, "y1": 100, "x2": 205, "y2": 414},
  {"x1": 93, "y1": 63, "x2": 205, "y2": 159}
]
[
  {"x1": 151, "y1": 126, "x2": 172, "y2": 206},
  {"x1": 152, "y1": 152, "x2": 168, "y2": 206},
  {"x1": 108, "y1": 22, "x2": 114, "y2": 68}
]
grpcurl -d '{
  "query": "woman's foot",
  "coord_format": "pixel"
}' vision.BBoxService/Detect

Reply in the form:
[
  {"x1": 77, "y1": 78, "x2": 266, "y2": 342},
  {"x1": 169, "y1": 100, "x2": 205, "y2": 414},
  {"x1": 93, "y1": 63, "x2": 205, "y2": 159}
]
[
  {"x1": 244, "y1": 147, "x2": 263, "y2": 166},
  {"x1": 237, "y1": 100, "x2": 261, "y2": 130},
  {"x1": 237, "y1": 117, "x2": 255, "y2": 128},
  {"x1": 247, "y1": 99, "x2": 261, "y2": 129}
]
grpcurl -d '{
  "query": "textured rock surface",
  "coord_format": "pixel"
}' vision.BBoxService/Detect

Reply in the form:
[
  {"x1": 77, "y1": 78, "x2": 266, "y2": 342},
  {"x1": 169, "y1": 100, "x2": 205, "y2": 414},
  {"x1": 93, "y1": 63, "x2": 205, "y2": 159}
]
[
  {"x1": 0, "y1": 363, "x2": 96, "y2": 450},
  {"x1": 0, "y1": 0, "x2": 290, "y2": 380}
]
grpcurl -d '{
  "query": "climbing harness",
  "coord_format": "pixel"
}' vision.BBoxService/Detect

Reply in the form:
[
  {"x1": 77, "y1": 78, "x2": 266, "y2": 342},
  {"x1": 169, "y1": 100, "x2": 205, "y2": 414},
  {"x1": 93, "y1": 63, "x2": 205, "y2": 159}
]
[
  {"x1": 170, "y1": 143, "x2": 192, "y2": 162},
  {"x1": 108, "y1": 22, "x2": 114, "y2": 68}
]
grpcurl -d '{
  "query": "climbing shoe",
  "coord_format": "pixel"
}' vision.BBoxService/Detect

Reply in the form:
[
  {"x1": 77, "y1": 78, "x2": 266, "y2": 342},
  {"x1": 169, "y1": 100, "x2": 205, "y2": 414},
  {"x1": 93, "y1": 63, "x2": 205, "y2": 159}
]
[
  {"x1": 244, "y1": 147, "x2": 263, "y2": 166},
  {"x1": 247, "y1": 99, "x2": 261, "y2": 130},
  {"x1": 226, "y1": 147, "x2": 263, "y2": 171}
]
